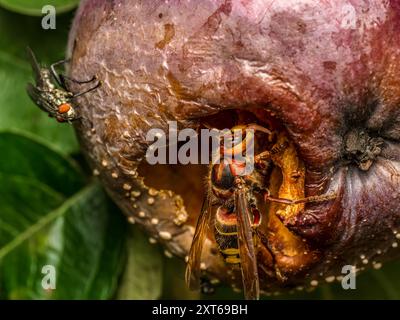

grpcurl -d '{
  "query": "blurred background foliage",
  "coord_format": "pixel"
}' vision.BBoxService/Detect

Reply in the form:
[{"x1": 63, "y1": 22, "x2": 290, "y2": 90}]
[{"x1": 0, "y1": 1, "x2": 399, "y2": 300}]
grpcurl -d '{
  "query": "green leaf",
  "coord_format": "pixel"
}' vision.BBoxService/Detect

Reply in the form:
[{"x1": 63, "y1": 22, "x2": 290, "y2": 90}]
[
  {"x1": 319, "y1": 261, "x2": 400, "y2": 300},
  {"x1": 0, "y1": 7, "x2": 78, "y2": 155},
  {"x1": 0, "y1": 130, "x2": 85, "y2": 196},
  {"x1": 264, "y1": 260, "x2": 400, "y2": 300},
  {"x1": 0, "y1": 0, "x2": 79, "y2": 16},
  {"x1": 117, "y1": 226, "x2": 163, "y2": 300},
  {"x1": 0, "y1": 132, "x2": 126, "y2": 299},
  {"x1": 161, "y1": 257, "x2": 200, "y2": 300}
]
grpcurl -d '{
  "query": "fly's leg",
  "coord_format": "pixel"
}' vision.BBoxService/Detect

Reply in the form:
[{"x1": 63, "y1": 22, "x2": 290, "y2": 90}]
[
  {"x1": 50, "y1": 59, "x2": 70, "y2": 89},
  {"x1": 60, "y1": 74, "x2": 98, "y2": 86},
  {"x1": 50, "y1": 58, "x2": 98, "y2": 90},
  {"x1": 72, "y1": 80, "x2": 102, "y2": 98}
]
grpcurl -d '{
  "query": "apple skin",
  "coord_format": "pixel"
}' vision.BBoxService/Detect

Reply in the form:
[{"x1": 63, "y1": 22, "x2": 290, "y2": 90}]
[{"x1": 68, "y1": 0, "x2": 400, "y2": 292}]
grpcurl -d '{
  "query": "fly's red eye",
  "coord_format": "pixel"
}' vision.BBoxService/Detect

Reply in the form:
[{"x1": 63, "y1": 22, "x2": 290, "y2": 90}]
[
  {"x1": 58, "y1": 103, "x2": 71, "y2": 114},
  {"x1": 56, "y1": 117, "x2": 65, "y2": 123}
]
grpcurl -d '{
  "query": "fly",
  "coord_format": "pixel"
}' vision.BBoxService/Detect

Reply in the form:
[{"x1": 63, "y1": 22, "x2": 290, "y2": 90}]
[{"x1": 26, "y1": 47, "x2": 101, "y2": 123}]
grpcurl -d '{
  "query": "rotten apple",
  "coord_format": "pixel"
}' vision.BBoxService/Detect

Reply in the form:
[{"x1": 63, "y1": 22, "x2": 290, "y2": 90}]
[{"x1": 67, "y1": 0, "x2": 400, "y2": 295}]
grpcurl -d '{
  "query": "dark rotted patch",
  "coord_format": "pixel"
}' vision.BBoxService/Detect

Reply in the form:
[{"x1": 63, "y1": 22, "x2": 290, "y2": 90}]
[{"x1": 343, "y1": 128, "x2": 385, "y2": 171}]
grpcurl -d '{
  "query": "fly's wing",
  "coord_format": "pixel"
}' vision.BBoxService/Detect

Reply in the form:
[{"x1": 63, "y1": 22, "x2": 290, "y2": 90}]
[
  {"x1": 26, "y1": 83, "x2": 57, "y2": 117},
  {"x1": 26, "y1": 47, "x2": 43, "y2": 86},
  {"x1": 185, "y1": 193, "x2": 213, "y2": 290},
  {"x1": 235, "y1": 186, "x2": 260, "y2": 300}
]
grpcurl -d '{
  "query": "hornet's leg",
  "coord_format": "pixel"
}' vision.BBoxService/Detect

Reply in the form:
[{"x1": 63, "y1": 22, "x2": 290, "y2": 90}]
[
  {"x1": 263, "y1": 190, "x2": 336, "y2": 205},
  {"x1": 254, "y1": 151, "x2": 271, "y2": 163}
]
